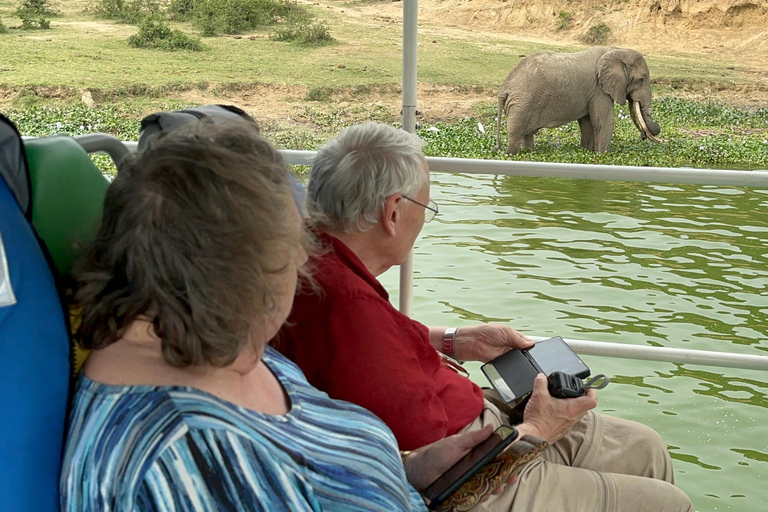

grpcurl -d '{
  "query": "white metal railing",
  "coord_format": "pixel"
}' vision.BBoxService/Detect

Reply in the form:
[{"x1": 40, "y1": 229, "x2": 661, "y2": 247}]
[
  {"x1": 282, "y1": 150, "x2": 768, "y2": 186},
  {"x1": 113, "y1": 146, "x2": 768, "y2": 372},
  {"x1": 280, "y1": 149, "x2": 768, "y2": 372}
]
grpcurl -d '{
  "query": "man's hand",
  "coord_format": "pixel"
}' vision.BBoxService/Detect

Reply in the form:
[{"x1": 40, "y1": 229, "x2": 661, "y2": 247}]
[
  {"x1": 403, "y1": 425, "x2": 517, "y2": 495},
  {"x1": 450, "y1": 324, "x2": 534, "y2": 362},
  {"x1": 517, "y1": 374, "x2": 597, "y2": 445}
]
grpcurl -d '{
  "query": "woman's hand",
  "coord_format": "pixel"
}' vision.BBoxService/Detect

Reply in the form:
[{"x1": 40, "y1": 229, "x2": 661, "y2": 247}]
[
  {"x1": 517, "y1": 374, "x2": 597, "y2": 445},
  {"x1": 403, "y1": 425, "x2": 517, "y2": 495},
  {"x1": 443, "y1": 324, "x2": 534, "y2": 362}
]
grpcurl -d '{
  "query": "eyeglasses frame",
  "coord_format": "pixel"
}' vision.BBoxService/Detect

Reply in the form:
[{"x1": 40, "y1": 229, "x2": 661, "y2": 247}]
[{"x1": 402, "y1": 195, "x2": 439, "y2": 223}]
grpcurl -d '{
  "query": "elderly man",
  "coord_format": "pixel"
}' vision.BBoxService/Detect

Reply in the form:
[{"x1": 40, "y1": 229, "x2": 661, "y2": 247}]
[{"x1": 277, "y1": 122, "x2": 693, "y2": 511}]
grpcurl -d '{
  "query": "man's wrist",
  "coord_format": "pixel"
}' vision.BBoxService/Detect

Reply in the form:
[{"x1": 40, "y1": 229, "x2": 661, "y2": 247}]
[{"x1": 442, "y1": 327, "x2": 458, "y2": 357}]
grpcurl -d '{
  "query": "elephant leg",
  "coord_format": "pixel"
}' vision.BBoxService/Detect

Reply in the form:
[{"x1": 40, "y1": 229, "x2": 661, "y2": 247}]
[
  {"x1": 590, "y1": 95, "x2": 615, "y2": 153},
  {"x1": 506, "y1": 140, "x2": 522, "y2": 155},
  {"x1": 578, "y1": 116, "x2": 594, "y2": 151},
  {"x1": 522, "y1": 133, "x2": 535, "y2": 151},
  {"x1": 505, "y1": 117, "x2": 526, "y2": 155}
]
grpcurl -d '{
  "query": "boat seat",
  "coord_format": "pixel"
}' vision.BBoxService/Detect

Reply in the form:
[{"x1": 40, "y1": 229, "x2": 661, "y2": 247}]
[
  {"x1": 25, "y1": 136, "x2": 112, "y2": 278},
  {"x1": 0, "y1": 130, "x2": 117, "y2": 512}
]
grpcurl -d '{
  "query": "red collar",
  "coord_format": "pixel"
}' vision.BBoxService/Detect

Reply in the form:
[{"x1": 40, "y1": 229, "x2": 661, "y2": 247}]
[{"x1": 319, "y1": 232, "x2": 390, "y2": 301}]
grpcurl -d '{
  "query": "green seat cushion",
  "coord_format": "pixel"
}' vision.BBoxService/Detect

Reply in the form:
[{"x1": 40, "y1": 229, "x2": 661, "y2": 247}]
[{"x1": 25, "y1": 136, "x2": 109, "y2": 277}]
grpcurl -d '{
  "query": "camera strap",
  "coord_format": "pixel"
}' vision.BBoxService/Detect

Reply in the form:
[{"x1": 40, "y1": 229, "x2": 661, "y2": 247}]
[{"x1": 583, "y1": 374, "x2": 610, "y2": 390}]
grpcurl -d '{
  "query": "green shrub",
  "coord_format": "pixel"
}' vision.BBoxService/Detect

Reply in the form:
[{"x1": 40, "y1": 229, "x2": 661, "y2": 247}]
[
  {"x1": 18, "y1": 14, "x2": 52, "y2": 29},
  {"x1": 305, "y1": 87, "x2": 332, "y2": 102},
  {"x1": 192, "y1": 0, "x2": 304, "y2": 35},
  {"x1": 272, "y1": 18, "x2": 333, "y2": 45},
  {"x1": 92, "y1": 0, "x2": 163, "y2": 24},
  {"x1": 168, "y1": 0, "x2": 195, "y2": 20},
  {"x1": 127, "y1": 16, "x2": 204, "y2": 51},
  {"x1": 0, "y1": 19, "x2": 7, "y2": 33},
  {"x1": 16, "y1": 0, "x2": 58, "y2": 16},
  {"x1": 582, "y1": 22, "x2": 611, "y2": 45},
  {"x1": 15, "y1": 0, "x2": 57, "y2": 29},
  {"x1": 556, "y1": 10, "x2": 572, "y2": 31}
]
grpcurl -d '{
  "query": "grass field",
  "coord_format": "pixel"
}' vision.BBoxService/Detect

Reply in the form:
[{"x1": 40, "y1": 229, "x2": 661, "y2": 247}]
[{"x1": 1, "y1": 0, "x2": 767, "y2": 170}]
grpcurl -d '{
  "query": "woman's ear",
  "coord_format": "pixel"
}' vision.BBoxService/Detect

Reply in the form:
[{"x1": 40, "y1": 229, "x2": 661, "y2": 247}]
[
  {"x1": 381, "y1": 194, "x2": 401, "y2": 237},
  {"x1": 597, "y1": 49, "x2": 629, "y2": 105}
]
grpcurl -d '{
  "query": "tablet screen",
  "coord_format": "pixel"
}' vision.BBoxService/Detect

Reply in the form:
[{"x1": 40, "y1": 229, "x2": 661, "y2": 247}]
[{"x1": 527, "y1": 337, "x2": 590, "y2": 378}]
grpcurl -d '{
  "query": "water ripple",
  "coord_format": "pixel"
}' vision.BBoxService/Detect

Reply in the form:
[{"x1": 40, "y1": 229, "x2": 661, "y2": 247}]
[{"x1": 387, "y1": 173, "x2": 768, "y2": 511}]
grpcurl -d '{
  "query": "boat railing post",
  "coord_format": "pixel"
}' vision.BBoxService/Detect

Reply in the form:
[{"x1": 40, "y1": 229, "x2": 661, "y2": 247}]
[{"x1": 399, "y1": 0, "x2": 419, "y2": 317}]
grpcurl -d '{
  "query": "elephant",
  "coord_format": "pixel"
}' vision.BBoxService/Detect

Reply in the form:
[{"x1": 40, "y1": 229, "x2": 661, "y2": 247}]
[{"x1": 495, "y1": 46, "x2": 662, "y2": 154}]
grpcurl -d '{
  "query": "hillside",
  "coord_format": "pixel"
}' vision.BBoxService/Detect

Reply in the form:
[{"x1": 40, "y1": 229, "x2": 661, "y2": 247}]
[
  {"x1": 415, "y1": 0, "x2": 768, "y2": 59},
  {"x1": 333, "y1": 0, "x2": 768, "y2": 116}
]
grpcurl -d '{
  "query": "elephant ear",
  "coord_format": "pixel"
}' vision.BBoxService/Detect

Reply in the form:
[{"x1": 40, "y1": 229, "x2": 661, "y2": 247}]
[{"x1": 597, "y1": 48, "x2": 631, "y2": 105}]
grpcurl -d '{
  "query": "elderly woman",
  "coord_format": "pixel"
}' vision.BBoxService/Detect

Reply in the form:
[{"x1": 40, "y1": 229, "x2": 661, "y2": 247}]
[{"x1": 59, "y1": 120, "x2": 507, "y2": 511}]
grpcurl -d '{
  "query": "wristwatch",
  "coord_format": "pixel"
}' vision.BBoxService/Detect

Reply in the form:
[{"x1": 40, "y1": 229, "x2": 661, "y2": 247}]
[{"x1": 442, "y1": 327, "x2": 458, "y2": 357}]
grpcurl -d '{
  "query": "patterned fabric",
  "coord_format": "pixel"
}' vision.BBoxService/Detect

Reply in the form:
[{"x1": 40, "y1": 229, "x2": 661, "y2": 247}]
[
  {"x1": 433, "y1": 434, "x2": 549, "y2": 512},
  {"x1": 60, "y1": 347, "x2": 427, "y2": 512}
]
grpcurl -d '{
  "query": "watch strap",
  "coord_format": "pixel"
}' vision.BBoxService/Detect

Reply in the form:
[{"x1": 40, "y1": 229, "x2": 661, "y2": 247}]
[{"x1": 442, "y1": 327, "x2": 458, "y2": 356}]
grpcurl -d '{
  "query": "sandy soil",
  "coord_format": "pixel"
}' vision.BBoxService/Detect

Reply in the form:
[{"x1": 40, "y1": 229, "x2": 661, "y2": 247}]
[{"x1": 194, "y1": 0, "x2": 768, "y2": 128}]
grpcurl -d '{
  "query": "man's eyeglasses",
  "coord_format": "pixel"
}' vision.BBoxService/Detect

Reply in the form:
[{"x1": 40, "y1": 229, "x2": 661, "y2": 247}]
[{"x1": 402, "y1": 196, "x2": 439, "y2": 223}]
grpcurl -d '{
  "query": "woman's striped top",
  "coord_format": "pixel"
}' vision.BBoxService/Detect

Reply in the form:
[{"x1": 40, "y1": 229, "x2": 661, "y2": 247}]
[{"x1": 60, "y1": 346, "x2": 428, "y2": 511}]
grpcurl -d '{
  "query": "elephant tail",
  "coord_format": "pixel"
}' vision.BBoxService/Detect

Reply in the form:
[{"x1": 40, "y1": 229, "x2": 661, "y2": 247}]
[{"x1": 496, "y1": 92, "x2": 507, "y2": 151}]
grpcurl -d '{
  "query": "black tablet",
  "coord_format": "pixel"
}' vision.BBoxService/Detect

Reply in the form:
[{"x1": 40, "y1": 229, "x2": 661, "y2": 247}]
[{"x1": 481, "y1": 336, "x2": 590, "y2": 403}]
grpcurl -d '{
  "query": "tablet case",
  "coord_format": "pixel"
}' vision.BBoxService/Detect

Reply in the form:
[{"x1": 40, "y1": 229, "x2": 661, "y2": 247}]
[{"x1": 481, "y1": 336, "x2": 590, "y2": 403}]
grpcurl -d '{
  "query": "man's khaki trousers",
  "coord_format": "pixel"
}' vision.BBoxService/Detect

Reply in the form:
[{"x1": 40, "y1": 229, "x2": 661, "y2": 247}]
[{"x1": 460, "y1": 396, "x2": 694, "y2": 512}]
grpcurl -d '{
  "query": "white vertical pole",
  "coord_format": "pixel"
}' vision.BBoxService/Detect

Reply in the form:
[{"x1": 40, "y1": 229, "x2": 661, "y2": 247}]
[{"x1": 399, "y1": 0, "x2": 418, "y2": 316}]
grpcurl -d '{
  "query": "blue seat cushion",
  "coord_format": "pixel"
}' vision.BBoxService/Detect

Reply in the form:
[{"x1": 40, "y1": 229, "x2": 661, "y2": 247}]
[{"x1": 0, "y1": 175, "x2": 70, "y2": 512}]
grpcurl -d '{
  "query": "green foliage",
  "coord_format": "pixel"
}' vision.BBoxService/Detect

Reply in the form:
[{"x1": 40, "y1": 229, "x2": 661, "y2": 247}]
[
  {"x1": 582, "y1": 22, "x2": 611, "y2": 45},
  {"x1": 191, "y1": 0, "x2": 305, "y2": 35},
  {"x1": 306, "y1": 87, "x2": 332, "y2": 102},
  {"x1": 422, "y1": 97, "x2": 768, "y2": 169},
  {"x1": 4, "y1": 97, "x2": 768, "y2": 172},
  {"x1": 7, "y1": 103, "x2": 141, "y2": 138},
  {"x1": 15, "y1": 0, "x2": 57, "y2": 29},
  {"x1": 127, "y1": 16, "x2": 204, "y2": 51},
  {"x1": 556, "y1": 11, "x2": 573, "y2": 31},
  {"x1": 0, "y1": 19, "x2": 8, "y2": 33},
  {"x1": 92, "y1": 0, "x2": 163, "y2": 23},
  {"x1": 5, "y1": 103, "x2": 144, "y2": 175},
  {"x1": 16, "y1": 0, "x2": 58, "y2": 16},
  {"x1": 167, "y1": 0, "x2": 195, "y2": 20},
  {"x1": 272, "y1": 18, "x2": 333, "y2": 46},
  {"x1": 653, "y1": 97, "x2": 768, "y2": 128}
]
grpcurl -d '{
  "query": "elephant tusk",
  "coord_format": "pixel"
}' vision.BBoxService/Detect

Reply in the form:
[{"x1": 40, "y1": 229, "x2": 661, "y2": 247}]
[
  {"x1": 628, "y1": 100, "x2": 644, "y2": 133},
  {"x1": 632, "y1": 101, "x2": 665, "y2": 143}
]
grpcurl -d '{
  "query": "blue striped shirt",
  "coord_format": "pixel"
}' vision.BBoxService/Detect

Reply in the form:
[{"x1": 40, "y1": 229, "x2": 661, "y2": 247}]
[{"x1": 61, "y1": 347, "x2": 428, "y2": 511}]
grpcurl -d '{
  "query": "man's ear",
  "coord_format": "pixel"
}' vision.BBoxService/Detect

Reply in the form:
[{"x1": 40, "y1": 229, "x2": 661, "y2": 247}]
[{"x1": 381, "y1": 194, "x2": 401, "y2": 237}]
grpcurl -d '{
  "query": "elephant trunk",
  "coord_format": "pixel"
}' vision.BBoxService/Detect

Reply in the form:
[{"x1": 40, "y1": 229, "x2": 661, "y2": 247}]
[{"x1": 629, "y1": 100, "x2": 662, "y2": 143}]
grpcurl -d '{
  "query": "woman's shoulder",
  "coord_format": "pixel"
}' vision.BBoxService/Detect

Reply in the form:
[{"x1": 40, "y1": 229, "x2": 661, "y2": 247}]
[
  {"x1": 62, "y1": 376, "x2": 310, "y2": 510},
  {"x1": 65, "y1": 377, "x2": 193, "y2": 467}
]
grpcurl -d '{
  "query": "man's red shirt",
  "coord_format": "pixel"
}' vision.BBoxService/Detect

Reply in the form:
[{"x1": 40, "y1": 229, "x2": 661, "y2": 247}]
[{"x1": 276, "y1": 233, "x2": 484, "y2": 450}]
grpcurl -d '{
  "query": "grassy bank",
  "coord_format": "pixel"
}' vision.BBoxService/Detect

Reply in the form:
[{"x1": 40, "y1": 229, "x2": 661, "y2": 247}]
[
  {"x1": 1, "y1": 0, "x2": 767, "y2": 170},
  {"x1": 7, "y1": 97, "x2": 767, "y2": 172}
]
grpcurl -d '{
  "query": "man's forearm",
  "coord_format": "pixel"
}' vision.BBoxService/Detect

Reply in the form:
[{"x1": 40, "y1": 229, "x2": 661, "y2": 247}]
[{"x1": 428, "y1": 326, "x2": 449, "y2": 353}]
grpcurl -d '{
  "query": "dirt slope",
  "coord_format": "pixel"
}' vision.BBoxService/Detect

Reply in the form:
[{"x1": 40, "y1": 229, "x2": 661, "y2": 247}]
[{"x1": 414, "y1": 0, "x2": 768, "y2": 61}]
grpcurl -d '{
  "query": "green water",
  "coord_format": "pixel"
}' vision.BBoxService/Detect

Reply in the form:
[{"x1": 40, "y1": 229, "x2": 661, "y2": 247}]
[{"x1": 379, "y1": 173, "x2": 768, "y2": 512}]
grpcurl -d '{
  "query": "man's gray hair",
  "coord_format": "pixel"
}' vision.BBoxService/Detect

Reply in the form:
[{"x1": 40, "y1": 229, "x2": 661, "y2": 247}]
[{"x1": 308, "y1": 122, "x2": 427, "y2": 233}]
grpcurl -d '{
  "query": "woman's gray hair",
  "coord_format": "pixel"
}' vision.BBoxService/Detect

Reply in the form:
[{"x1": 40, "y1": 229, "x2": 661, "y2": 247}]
[{"x1": 308, "y1": 122, "x2": 427, "y2": 233}]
